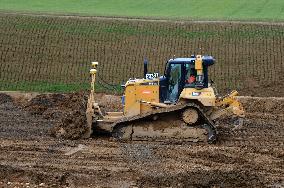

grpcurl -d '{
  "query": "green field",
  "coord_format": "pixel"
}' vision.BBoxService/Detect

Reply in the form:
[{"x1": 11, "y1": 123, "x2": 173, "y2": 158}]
[
  {"x1": 0, "y1": 14, "x2": 283, "y2": 95},
  {"x1": 0, "y1": 1, "x2": 283, "y2": 95},
  {"x1": 0, "y1": 0, "x2": 284, "y2": 21}
]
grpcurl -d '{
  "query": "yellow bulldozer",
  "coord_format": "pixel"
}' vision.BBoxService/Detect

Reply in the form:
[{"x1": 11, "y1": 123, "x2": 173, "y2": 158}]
[{"x1": 84, "y1": 55, "x2": 245, "y2": 143}]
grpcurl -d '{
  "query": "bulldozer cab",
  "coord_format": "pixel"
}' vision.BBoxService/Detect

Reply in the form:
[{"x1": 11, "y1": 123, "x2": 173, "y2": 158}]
[{"x1": 160, "y1": 56, "x2": 214, "y2": 103}]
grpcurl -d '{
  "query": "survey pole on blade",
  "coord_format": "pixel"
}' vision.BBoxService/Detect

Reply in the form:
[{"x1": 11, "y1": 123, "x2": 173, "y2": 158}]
[
  {"x1": 85, "y1": 62, "x2": 100, "y2": 138},
  {"x1": 90, "y1": 62, "x2": 98, "y2": 101}
]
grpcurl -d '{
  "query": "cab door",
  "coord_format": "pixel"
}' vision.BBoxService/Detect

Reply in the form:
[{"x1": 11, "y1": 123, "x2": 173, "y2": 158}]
[{"x1": 167, "y1": 63, "x2": 183, "y2": 102}]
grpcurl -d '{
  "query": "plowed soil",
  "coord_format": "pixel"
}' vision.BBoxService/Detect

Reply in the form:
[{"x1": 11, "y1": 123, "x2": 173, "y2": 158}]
[
  {"x1": 1, "y1": 13, "x2": 284, "y2": 96},
  {"x1": 0, "y1": 92, "x2": 283, "y2": 187}
]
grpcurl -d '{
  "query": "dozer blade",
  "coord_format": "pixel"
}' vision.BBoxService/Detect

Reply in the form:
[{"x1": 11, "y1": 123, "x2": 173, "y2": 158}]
[
  {"x1": 84, "y1": 108, "x2": 93, "y2": 138},
  {"x1": 213, "y1": 90, "x2": 245, "y2": 121},
  {"x1": 84, "y1": 93, "x2": 95, "y2": 138}
]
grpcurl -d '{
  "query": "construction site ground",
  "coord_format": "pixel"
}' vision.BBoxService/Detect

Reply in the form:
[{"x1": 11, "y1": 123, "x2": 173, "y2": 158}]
[{"x1": 0, "y1": 92, "x2": 283, "y2": 188}]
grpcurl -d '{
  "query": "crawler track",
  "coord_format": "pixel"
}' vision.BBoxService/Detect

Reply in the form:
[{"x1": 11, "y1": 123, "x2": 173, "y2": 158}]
[{"x1": 111, "y1": 103, "x2": 217, "y2": 143}]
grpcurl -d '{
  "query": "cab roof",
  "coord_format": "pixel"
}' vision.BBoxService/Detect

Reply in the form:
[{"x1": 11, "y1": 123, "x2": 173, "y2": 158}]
[
  {"x1": 168, "y1": 58, "x2": 195, "y2": 63},
  {"x1": 168, "y1": 56, "x2": 215, "y2": 65}
]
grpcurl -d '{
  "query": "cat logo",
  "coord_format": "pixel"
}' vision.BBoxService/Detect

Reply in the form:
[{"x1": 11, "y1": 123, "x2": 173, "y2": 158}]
[{"x1": 142, "y1": 90, "x2": 151, "y2": 94}]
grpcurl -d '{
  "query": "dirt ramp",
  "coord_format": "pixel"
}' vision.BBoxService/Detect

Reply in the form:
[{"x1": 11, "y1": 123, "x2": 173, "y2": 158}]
[{"x1": 49, "y1": 106, "x2": 90, "y2": 139}]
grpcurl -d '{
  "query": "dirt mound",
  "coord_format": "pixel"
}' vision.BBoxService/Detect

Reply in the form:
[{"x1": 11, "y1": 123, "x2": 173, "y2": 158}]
[
  {"x1": 0, "y1": 93, "x2": 13, "y2": 104},
  {"x1": 39, "y1": 92, "x2": 90, "y2": 139},
  {"x1": 24, "y1": 92, "x2": 86, "y2": 117},
  {"x1": 23, "y1": 92, "x2": 122, "y2": 140},
  {"x1": 239, "y1": 97, "x2": 284, "y2": 114},
  {"x1": 24, "y1": 94, "x2": 64, "y2": 116},
  {"x1": 21, "y1": 92, "x2": 90, "y2": 139},
  {"x1": 49, "y1": 102, "x2": 90, "y2": 140},
  {"x1": 24, "y1": 92, "x2": 122, "y2": 118}
]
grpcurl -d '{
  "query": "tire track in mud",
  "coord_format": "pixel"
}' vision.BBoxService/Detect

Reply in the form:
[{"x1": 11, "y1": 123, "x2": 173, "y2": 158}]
[
  {"x1": 218, "y1": 117, "x2": 284, "y2": 148},
  {"x1": 0, "y1": 98, "x2": 134, "y2": 187}
]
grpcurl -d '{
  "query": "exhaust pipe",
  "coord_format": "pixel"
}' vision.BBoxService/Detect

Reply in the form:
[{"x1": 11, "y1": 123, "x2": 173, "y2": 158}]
[{"x1": 144, "y1": 58, "x2": 148, "y2": 78}]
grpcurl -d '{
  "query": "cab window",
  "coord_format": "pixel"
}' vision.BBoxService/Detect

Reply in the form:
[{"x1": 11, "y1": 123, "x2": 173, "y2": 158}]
[
  {"x1": 167, "y1": 63, "x2": 182, "y2": 102},
  {"x1": 185, "y1": 63, "x2": 196, "y2": 87}
]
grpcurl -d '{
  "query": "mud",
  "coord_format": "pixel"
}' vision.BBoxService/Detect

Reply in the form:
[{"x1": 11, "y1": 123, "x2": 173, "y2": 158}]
[
  {"x1": 22, "y1": 92, "x2": 123, "y2": 139},
  {"x1": 24, "y1": 92, "x2": 88, "y2": 117},
  {"x1": 0, "y1": 93, "x2": 283, "y2": 187},
  {"x1": 239, "y1": 96, "x2": 284, "y2": 114},
  {"x1": 0, "y1": 93, "x2": 13, "y2": 104}
]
